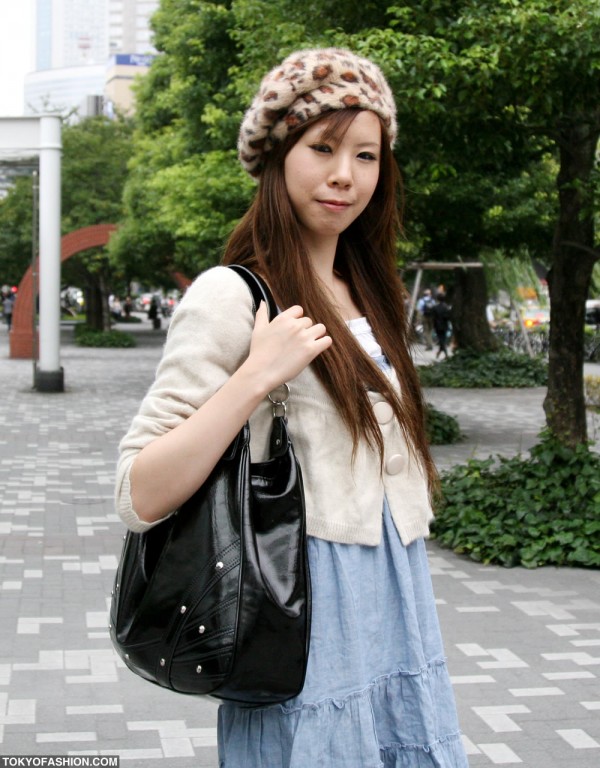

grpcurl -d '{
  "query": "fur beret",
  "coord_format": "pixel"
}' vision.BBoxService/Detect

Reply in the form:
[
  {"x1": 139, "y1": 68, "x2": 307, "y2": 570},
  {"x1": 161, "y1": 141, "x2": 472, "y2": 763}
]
[{"x1": 238, "y1": 47, "x2": 397, "y2": 178}]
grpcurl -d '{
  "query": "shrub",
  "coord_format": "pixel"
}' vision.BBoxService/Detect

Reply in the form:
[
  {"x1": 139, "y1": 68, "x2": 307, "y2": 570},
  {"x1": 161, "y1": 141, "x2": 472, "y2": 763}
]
[
  {"x1": 425, "y1": 404, "x2": 462, "y2": 445},
  {"x1": 418, "y1": 349, "x2": 547, "y2": 388},
  {"x1": 74, "y1": 326, "x2": 136, "y2": 348},
  {"x1": 431, "y1": 432, "x2": 600, "y2": 568}
]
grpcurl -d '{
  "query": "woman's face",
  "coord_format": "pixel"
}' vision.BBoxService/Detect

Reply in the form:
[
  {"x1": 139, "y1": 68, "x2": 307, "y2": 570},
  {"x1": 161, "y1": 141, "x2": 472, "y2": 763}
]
[{"x1": 283, "y1": 110, "x2": 381, "y2": 249}]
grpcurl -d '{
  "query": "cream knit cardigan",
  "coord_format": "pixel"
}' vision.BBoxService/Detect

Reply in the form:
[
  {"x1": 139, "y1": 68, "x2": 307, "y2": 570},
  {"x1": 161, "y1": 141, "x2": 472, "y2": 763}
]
[{"x1": 115, "y1": 266, "x2": 434, "y2": 546}]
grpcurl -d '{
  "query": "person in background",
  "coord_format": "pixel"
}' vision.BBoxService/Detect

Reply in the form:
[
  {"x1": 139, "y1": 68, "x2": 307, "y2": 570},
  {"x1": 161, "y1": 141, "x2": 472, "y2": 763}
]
[
  {"x1": 147, "y1": 295, "x2": 161, "y2": 330},
  {"x1": 432, "y1": 292, "x2": 452, "y2": 359},
  {"x1": 3, "y1": 292, "x2": 15, "y2": 331},
  {"x1": 115, "y1": 48, "x2": 468, "y2": 768},
  {"x1": 417, "y1": 288, "x2": 435, "y2": 350}
]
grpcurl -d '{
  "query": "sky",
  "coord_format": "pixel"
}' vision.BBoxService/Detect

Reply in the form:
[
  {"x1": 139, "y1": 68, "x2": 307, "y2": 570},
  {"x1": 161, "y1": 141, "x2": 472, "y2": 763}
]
[{"x1": 0, "y1": 0, "x2": 35, "y2": 116}]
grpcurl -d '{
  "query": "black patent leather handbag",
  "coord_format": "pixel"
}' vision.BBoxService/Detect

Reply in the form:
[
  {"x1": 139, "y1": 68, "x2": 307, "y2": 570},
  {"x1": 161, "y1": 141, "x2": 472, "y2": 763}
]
[{"x1": 109, "y1": 265, "x2": 311, "y2": 705}]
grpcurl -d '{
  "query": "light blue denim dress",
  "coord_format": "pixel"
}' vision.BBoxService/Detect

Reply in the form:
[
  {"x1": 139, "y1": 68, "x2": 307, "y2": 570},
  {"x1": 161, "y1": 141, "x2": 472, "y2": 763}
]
[{"x1": 218, "y1": 323, "x2": 468, "y2": 767}]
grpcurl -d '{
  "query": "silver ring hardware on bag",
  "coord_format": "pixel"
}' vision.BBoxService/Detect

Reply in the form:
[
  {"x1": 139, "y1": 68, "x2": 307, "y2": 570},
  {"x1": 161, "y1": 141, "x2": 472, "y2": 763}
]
[{"x1": 268, "y1": 383, "x2": 290, "y2": 418}]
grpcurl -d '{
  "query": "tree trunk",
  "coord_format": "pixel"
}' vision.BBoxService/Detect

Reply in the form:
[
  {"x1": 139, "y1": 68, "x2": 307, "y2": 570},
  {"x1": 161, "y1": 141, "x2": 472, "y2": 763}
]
[
  {"x1": 85, "y1": 283, "x2": 104, "y2": 331},
  {"x1": 543, "y1": 123, "x2": 599, "y2": 446},
  {"x1": 99, "y1": 272, "x2": 112, "y2": 331},
  {"x1": 451, "y1": 267, "x2": 500, "y2": 351},
  {"x1": 85, "y1": 272, "x2": 112, "y2": 331}
]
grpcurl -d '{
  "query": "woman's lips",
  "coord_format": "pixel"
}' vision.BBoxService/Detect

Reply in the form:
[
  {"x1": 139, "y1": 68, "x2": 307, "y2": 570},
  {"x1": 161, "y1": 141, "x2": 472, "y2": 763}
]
[{"x1": 318, "y1": 200, "x2": 351, "y2": 212}]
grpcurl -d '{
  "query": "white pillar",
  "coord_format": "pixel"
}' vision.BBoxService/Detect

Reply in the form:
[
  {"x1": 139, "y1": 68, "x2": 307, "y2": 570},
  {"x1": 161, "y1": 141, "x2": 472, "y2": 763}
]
[{"x1": 36, "y1": 116, "x2": 64, "y2": 391}]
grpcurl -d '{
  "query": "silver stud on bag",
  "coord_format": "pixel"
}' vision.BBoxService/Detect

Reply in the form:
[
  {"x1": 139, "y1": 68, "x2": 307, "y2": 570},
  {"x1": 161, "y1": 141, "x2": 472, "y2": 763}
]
[
  {"x1": 199, "y1": 625, "x2": 205, "y2": 634},
  {"x1": 196, "y1": 665, "x2": 202, "y2": 673},
  {"x1": 216, "y1": 561, "x2": 223, "y2": 570},
  {"x1": 180, "y1": 605, "x2": 187, "y2": 614},
  {"x1": 160, "y1": 658, "x2": 165, "y2": 666}
]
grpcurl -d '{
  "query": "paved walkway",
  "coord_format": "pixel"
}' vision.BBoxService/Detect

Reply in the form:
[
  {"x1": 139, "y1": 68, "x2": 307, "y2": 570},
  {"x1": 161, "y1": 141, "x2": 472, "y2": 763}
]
[{"x1": 0, "y1": 319, "x2": 599, "y2": 767}]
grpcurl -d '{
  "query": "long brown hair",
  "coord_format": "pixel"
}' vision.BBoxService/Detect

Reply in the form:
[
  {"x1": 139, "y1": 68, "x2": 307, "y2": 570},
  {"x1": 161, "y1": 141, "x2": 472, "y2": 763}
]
[{"x1": 223, "y1": 109, "x2": 438, "y2": 499}]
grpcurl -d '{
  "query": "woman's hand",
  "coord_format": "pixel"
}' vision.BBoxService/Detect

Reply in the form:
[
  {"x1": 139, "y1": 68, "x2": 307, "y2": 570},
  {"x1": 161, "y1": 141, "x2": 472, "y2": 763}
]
[
  {"x1": 244, "y1": 301, "x2": 332, "y2": 392},
  {"x1": 129, "y1": 301, "x2": 331, "y2": 524}
]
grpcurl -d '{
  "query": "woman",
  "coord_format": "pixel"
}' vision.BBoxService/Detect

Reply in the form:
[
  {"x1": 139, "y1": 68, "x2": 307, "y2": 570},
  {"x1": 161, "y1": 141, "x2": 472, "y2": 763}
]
[{"x1": 116, "y1": 48, "x2": 468, "y2": 767}]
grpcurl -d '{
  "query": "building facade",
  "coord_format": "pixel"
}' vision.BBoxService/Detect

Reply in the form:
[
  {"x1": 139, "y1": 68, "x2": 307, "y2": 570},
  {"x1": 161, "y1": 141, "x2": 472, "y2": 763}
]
[{"x1": 27, "y1": 0, "x2": 158, "y2": 118}]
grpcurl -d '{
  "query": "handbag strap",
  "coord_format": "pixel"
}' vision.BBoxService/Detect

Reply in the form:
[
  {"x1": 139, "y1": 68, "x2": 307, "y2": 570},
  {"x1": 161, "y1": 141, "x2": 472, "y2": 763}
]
[
  {"x1": 227, "y1": 264, "x2": 278, "y2": 321},
  {"x1": 227, "y1": 264, "x2": 292, "y2": 459}
]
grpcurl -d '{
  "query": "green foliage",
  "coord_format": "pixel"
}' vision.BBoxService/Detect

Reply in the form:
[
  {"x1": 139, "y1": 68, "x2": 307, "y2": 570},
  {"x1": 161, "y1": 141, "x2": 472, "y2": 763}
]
[
  {"x1": 115, "y1": 0, "x2": 593, "y2": 278},
  {"x1": 111, "y1": 0, "x2": 251, "y2": 277},
  {"x1": 0, "y1": 116, "x2": 135, "y2": 315},
  {"x1": 73, "y1": 325, "x2": 136, "y2": 348},
  {"x1": 432, "y1": 433, "x2": 600, "y2": 568},
  {"x1": 481, "y1": 246, "x2": 548, "y2": 305},
  {"x1": 61, "y1": 116, "x2": 134, "y2": 232},
  {"x1": 425, "y1": 403, "x2": 463, "y2": 445},
  {"x1": 418, "y1": 350, "x2": 548, "y2": 388},
  {"x1": 0, "y1": 176, "x2": 35, "y2": 286},
  {"x1": 585, "y1": 375, "x2": 600, "y2": 407},
  {"x1": 592, "y1": 263, "x2": 600, "y2": 297},
  {"x1": 145, "y1": 150, "x2": 254, "y2": 273},
  {"x1": 110, "y1": 0, "x2": 598, "y2": 445},
  {"x1": 585, "y1": 329, "x2": 600, "y2": 363}
]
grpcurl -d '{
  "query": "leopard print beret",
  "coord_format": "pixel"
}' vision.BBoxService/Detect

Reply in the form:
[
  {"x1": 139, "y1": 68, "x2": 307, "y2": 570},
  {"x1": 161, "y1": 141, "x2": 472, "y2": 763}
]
[{"x1": 238, "y1": 48, "x2": 397, "y2": 178}]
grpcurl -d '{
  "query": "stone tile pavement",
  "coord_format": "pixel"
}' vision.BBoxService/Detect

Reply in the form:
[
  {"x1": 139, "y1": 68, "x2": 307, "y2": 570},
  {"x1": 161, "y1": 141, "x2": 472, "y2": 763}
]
[{"x1": 0, "y1": 318, "x2": 599, "y2": 767}]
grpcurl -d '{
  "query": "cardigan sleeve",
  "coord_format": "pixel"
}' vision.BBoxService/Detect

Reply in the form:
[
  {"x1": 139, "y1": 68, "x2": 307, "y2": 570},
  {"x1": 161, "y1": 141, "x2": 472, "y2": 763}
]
[{"x1": 114, "y1": 266, "x2": 256, "y2": 532}]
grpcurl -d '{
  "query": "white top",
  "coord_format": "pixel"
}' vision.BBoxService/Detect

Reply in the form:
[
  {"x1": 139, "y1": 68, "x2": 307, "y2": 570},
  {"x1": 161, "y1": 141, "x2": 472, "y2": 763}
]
[{"x1": 346, "y1": 316, "x2": 383, "y2": 358}]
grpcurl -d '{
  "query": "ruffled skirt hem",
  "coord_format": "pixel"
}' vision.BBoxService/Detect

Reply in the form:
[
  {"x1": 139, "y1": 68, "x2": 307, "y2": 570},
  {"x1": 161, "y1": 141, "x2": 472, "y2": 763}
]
[{"x1": 218, "y1": 660, "x2": 468, "y2": 768}]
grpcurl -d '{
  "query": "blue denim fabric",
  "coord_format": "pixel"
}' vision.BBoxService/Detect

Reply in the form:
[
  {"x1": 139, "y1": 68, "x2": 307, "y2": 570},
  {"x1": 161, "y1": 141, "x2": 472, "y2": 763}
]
[{"x1": 217, "y1": 356, "x2": 468, "y2": 767}]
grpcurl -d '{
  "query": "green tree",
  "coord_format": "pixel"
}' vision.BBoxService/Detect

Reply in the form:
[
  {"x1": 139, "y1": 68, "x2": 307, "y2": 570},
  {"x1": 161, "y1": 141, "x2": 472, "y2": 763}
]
[
  {"x1": 110, "y1": 0, "x2": 401, "y2": 278},
  {"x1": 0, "y1": 115, "x2": 134, "y2": 330},
  {"x1": 115, "y1": 0, "x2": 598, "y2": 446},
  {"x1": 0, "y1": 175, "x2": 35, "y2": 286},
  {"x1": 61, "y1": 115, "x2": 134, "y2": 329},
  {"x1": 117, "y1": 0, "x2": 555, "y2": 345},
  {"x1": 348, "y1": 0, "x2": 600, "y2": 446},
  {"x1": 109, "y1": 0, "x2": 252, "y2": 280}
]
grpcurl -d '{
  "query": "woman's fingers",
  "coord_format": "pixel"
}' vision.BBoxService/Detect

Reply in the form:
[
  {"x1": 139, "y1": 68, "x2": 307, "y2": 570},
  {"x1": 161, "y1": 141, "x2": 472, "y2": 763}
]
[
  {"x1": 249, "y1": 303, "x2": 332, "y2": 384},
  {"x1": 253, "y1": 300, "x2": 270, "y2": 329}
]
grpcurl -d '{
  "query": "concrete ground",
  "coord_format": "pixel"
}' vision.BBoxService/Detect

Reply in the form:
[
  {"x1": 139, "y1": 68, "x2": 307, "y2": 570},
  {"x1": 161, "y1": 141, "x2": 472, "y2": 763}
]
[{"x1": 0, "y1": 318, "x2": 599, "y2": 767}]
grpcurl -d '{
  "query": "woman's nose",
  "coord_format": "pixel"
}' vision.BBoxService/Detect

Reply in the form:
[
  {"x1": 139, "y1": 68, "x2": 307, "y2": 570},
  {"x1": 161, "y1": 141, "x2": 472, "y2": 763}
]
[{"x1": 328, "y1": 154, "x2": 352, "y2": 187}]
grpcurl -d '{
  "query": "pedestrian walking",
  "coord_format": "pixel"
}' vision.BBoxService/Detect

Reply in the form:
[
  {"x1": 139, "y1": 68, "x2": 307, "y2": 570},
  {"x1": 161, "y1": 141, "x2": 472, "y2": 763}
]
[
  {"x1": 417, "y1": 288, "x2": 435, "y2": 349},
  {"x1": 147, "y1": 294, "x2": 161, "y2": 329},
  {"x1": 3, "y1": 292, "x2": 15, "y2": 331},
  {"x1": 432, "y1": 292, "x2": 452, "y2": 359},
  {"x1": 115, "y1": 47, "x2": 468, "y2": 767}
]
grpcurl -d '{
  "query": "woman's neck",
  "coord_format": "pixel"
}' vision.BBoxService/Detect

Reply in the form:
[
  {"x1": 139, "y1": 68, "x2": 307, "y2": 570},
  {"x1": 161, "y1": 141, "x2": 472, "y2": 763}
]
[
  {"x1": 306, "y1": 247, "x2": 363, "y2": 321},
  {"x1": 304, "y1": 235, "x2": 338, "y2": 285}
]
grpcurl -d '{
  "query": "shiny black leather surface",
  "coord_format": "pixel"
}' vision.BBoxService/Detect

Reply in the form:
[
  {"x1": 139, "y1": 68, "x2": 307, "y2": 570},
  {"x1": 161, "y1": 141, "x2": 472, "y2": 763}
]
[{"x1": 109, "y1": 267, "x2": 311, "y2": 705}]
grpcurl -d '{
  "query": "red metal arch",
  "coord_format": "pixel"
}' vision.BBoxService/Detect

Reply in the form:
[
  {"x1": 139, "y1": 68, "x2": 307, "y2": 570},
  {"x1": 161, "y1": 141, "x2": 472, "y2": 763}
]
[{"x1": 9, "y1": 223, "x2": 117, "y2": 359}]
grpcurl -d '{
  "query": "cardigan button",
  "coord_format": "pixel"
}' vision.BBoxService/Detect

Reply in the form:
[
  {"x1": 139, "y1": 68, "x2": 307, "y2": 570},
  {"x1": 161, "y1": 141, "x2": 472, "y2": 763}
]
[
  {"x1": 385, "y1": 454, "x2": 404, "y2": 475},
  {"x1": 373, "y1": 401, "x2": 394, "y2": 425}
]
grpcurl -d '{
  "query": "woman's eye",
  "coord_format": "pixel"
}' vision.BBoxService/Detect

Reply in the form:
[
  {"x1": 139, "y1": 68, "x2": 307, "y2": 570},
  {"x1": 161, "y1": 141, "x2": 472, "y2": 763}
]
[
  {"x1": 310, "y1": 143, "x2": 332, "y2": 154},
  {"x1": 358, "y1": 152, "x2": 377, "y2": 161}
]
